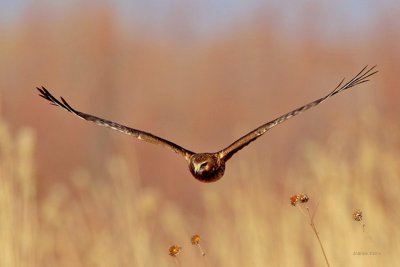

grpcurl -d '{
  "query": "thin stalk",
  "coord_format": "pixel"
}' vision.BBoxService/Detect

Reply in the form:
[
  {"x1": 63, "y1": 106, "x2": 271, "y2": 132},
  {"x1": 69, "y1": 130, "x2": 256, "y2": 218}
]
[
  {"x1": 173, "y1": 257, "x2": 182, "y2": 267},
  {"x1": 309, "y1": 219, "x2": 330, "y2": 267},
  {"x1": 297, "y1": 205, "x2": 331, "y2": 267}
]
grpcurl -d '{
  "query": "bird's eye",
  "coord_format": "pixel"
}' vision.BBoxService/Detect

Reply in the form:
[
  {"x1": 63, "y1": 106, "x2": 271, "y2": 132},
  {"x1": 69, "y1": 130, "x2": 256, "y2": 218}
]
[{"x1": 200, "y1": 161, "x2": 208, "y2": 168}]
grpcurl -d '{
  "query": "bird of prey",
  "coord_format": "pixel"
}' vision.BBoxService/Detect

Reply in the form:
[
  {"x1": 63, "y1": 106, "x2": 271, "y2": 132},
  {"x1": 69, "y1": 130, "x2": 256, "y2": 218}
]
[{"x1": 37, "y1": 65, "x2": 377, "y2": 183}]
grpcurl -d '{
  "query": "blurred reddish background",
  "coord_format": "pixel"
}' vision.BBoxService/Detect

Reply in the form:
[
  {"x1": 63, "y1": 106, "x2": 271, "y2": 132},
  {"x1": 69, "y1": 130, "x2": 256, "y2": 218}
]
[{"x1": 1, "y1": 1, "x2": 399, "y2": 207}]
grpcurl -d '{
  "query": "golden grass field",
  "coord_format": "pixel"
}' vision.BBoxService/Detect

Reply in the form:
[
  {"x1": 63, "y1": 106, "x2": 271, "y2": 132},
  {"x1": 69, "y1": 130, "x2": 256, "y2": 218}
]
[
  {"x1": 1, "y1": 114, "x2": 399, "y2": 266},
  {"x1": 2, "y1": 3, "x2": 400, "y2": 267}
]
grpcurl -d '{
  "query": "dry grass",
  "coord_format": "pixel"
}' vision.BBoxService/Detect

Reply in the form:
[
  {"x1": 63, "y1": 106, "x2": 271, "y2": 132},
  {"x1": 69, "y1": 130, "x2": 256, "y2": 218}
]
[
  {"x1": 1, "y1": 115, "x2": 399, "y2": 267},
  {"x1": 1, "y1": 4, "x2": 399, "y2": 266}
]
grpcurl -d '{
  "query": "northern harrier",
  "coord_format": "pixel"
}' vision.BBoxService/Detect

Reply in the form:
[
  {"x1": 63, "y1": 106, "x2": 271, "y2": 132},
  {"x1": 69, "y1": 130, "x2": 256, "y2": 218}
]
[{"x1": 37, "y1": 65, "x2": 377, "y2": 183}]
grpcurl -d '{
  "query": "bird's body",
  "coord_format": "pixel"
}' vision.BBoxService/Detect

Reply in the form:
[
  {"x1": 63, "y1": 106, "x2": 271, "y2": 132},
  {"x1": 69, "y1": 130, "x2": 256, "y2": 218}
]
[
  {"x1": 37, "y1": 66, "x2": 377, "y2": 183},
  {"x1": 189, "y1": 153, "x2": 225, "y2": 182}
]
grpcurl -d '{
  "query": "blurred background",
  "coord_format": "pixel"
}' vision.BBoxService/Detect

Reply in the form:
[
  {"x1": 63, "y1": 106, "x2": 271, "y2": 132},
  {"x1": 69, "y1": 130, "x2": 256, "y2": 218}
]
[{"x1": 1, "y1": 1, "x2": 399, "y2": 266}]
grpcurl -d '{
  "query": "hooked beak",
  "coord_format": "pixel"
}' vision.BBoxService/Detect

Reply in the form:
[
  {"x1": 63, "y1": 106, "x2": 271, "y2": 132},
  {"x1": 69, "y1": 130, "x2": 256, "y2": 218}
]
[{"x1": 194, "y1": 164, "x2": 201, "y2": 173}]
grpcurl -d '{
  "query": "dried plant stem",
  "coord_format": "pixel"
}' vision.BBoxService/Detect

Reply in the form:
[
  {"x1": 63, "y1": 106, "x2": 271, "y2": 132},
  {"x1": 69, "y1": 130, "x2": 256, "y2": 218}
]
[
  {"x1": 297, "y1": 205, "x2": 331, "y2": 267},
  {"x1": 173, "y1": 257, "x2": 182, "y2": 267},
  {"x1": 309, "y1": 220, "x2": 330, "y2": 267},
  {"x1": 196, "y1": 244, "x2": 206, "y2": 256},
  {"x1": 190, "y1": 234, "x2": 208, "y2": 266}
]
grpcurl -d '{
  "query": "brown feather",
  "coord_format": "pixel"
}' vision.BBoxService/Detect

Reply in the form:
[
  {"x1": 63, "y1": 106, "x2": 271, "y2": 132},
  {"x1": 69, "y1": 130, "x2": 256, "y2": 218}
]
[
  {"x1": 218, "y1": 65, "x2": 378, "y2": 161},
  {"x1": 37, "y1": 86, "x2": 194, "y2": 161},
  {"x1": 37, "y1": 65, "x2": 377, "y2": 182}
]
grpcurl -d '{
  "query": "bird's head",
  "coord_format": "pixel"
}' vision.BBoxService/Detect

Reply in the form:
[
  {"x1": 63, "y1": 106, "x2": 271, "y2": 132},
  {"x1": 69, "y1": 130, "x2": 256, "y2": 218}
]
[{"x1": 189, "y1": 153, "x2": 225, "y2": 183}]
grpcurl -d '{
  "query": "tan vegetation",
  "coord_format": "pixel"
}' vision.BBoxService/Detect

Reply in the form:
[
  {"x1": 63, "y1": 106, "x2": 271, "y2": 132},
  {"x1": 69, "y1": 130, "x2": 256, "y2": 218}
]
[
  {"x1": 1, "y1": 115, "x2": 399, "y2": 266},
  {"x1": 1, "y1": 4, "x2": 400, "y2": 266}
]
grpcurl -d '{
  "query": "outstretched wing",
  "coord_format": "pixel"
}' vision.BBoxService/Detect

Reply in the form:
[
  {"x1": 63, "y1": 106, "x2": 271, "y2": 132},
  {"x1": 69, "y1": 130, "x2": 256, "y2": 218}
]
[
  {"x1": 219, "y1": 65, "x2": 378, "y2": 161},
  {"x1": 37, "y1": 87, "x2": 195, "y2": 161}
]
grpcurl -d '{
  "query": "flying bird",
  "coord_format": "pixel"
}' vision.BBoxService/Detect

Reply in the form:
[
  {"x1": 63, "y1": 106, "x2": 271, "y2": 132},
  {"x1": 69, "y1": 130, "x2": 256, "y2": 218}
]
[{"x1": 37, "y1": 65, "x2": 377, "y2": 183}]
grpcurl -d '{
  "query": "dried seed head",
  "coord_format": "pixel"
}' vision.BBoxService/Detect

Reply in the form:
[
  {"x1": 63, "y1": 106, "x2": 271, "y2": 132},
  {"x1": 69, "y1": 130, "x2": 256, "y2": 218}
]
[
  {"x1": 191, "y1": 234, "x2": 206, "y2": 256},
  {"x1": 169, "y1": 245, "x2": 181, "y2": 257},
  {"x1": 290, "y1": 194, "x2": 310, "y2": 206},
  {"x1": 191, "y1": 234, "x2": 201, "y2": 245},
  {"x1": 299, "y1": 194, "x2": 309, "y2": 203},
  {"x1": 353, "y1": 210, "x2": 363, "y2": 221},
  {"x1": 290, "y1": 194, "x2": 299, "y2": 206}
]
